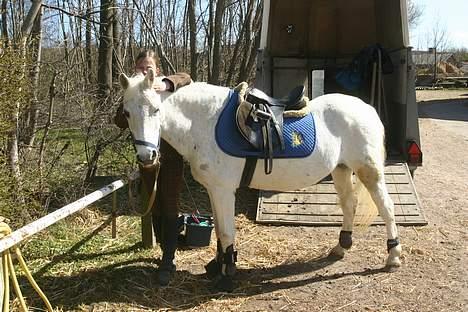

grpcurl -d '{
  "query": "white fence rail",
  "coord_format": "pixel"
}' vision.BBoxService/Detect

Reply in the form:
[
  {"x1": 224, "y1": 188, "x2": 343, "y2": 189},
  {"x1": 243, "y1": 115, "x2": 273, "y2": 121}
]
[
  {"x1": 0, "y1": 171, "x2": 158, "y2": 309},
  {"x1": 0, "y1": 179, "x2": 126, "y2": 253}
]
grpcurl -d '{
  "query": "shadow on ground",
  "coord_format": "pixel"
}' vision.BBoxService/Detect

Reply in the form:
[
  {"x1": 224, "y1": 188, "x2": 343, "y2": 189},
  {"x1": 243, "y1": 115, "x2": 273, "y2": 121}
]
[
  {"x1": 23, "y1": 248, "x2": 388, "y2": 311},
  {"x1": 418, "y1": 98, "x2": 468, "y2": 121}
]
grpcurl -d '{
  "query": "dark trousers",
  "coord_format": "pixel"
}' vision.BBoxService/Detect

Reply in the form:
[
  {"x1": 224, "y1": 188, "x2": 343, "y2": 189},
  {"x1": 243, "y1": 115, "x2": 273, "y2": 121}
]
[
  {"x1": 140, "y1": 139, "x2": 184, "y2": 218},
  {"x1": 140, "y1": 140, "x2": 183, "y2": 269}
]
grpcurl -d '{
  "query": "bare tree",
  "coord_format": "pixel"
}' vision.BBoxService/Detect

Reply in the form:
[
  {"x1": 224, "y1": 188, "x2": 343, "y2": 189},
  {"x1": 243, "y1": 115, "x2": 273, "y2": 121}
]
[
  {"x1": 97, "y1": 0, "x2": 114, "y2": 100},
  {"x1": 407, "y1": 0, "x2": 423, "y2": 29},
  {"x1": 187, "y1": 0, "x2": 197, "y2": 80},
  {"x1": 23, "y1": 6, "x2": 43, "y2": 148},
  {"x1": 208, "y1": 0, "x2": 226, "y2": 84}
]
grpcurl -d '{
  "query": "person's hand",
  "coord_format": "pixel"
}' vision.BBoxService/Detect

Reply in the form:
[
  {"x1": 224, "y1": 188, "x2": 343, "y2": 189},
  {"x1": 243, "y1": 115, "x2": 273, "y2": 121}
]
[{"x1": 153, "y1": 80, "x2": 170, "y2": 92}]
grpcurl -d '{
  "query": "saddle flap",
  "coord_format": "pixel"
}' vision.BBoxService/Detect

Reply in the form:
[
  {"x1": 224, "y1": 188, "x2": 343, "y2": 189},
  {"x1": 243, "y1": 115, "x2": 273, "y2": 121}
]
[
  {"x1": 236, "y1": 100, "x2": 285, "y2": 152},
  {"x1": 236, "y1": 101, "x2": 262, "y2": 150}
]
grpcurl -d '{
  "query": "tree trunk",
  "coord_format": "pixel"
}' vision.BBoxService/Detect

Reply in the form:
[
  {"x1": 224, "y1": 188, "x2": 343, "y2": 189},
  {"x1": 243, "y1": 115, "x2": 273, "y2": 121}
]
[
  {"x1": 97, "y1": 0, "x2": 113, "y2": 100},
  {"x1": 238, "y1": 1, "x2": 262, "y2": 83},
  {"x1": 208, "y1": 0, "x2": 225, "y2": 84},
  {"x1": 85, "y1": 0, "x2": 93, "y2": 84},
  {"x1": 1, "y1": 0, "x2": 8, "y2": 45},
  {"x1": 7, "y1": 0, "x2": 43, "y2": 182},
  {"x1": 24, "y1": 5, "x2": 43, "y2": 148},
  {"x1": 112, "y1": 6, "x2": 121, "y2": 81},
  {"x1": 188, "y1": 0, "x2": 197, "y2": 80}
]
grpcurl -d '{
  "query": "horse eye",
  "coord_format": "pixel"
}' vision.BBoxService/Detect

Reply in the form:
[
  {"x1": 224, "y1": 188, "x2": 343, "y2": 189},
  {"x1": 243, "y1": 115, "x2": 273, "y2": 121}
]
[{"x1": 123, "y1": 109, "x2": 130, "y2": 118}]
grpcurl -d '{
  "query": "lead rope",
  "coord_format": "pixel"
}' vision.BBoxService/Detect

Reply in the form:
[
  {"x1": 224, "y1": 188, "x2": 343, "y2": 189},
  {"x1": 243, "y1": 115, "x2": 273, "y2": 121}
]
[
  {"x1": 182, "y1": 175, "x2": 201, "y2": 219},
  {"x1": 127, "y1": 164, "x2": 160, "y2": 217},
  {"x1": 0, "y1": 218, "x2": 53, "y2": 312}
]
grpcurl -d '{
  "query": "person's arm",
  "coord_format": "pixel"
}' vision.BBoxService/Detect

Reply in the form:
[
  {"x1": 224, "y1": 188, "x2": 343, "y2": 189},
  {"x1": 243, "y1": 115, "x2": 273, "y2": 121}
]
[{"x1": 162, "y1": 72, "x2": 192, "y2": 91}]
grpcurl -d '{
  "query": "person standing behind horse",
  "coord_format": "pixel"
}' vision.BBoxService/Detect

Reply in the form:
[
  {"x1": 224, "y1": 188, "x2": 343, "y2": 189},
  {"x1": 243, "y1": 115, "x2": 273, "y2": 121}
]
[{"x1": 114, "y1": 50, "x2": 191, "y2": 286}]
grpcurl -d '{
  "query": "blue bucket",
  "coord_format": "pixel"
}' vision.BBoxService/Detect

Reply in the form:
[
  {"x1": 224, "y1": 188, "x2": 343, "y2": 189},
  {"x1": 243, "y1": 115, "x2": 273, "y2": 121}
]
[{"x1": 179, "y1": 214, "x2": 214, "y2": 247}]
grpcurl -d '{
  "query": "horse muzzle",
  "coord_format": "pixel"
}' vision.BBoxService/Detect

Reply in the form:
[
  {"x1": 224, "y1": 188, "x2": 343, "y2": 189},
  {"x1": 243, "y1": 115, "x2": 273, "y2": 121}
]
[{"x1": 136, "y1": 150, "x2": 160, "y2": 168}]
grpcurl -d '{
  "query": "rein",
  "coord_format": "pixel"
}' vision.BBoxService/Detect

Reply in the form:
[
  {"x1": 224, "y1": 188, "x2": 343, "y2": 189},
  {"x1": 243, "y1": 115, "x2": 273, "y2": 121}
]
[
  {"x1": 127, "y1": 130, "x2": 161, "y2": 217},
  {"x1": 140, "y1": 162, "x2": 160, "y2": 217}
]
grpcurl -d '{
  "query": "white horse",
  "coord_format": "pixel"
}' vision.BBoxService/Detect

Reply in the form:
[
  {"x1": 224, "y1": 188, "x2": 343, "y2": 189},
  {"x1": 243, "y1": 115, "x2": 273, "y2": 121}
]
[{"x1": 119, "y1": 69, "x2": 401, "y2": 291}]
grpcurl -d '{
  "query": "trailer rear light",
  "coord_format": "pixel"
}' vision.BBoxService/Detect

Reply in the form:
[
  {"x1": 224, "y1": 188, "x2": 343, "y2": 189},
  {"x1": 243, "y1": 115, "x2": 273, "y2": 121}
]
[{"x1": 407, "y1": 141, "x2": 422, "y2": 166}]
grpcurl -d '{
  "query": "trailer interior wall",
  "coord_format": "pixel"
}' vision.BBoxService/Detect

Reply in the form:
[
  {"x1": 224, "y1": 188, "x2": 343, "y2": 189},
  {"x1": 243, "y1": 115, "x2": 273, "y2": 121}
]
[
  {"x1": 261, "y1": 0, "x2": 419, "y2": 156},
  {"x1": 268, "y1": 0, "x2": 407, "y2": 56}
]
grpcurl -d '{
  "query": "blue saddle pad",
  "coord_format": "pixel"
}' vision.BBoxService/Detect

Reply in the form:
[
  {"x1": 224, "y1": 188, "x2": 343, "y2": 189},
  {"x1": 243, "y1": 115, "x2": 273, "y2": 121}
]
[{"x1": 215, "y1": 91, "x2": 316, "y2": 158}]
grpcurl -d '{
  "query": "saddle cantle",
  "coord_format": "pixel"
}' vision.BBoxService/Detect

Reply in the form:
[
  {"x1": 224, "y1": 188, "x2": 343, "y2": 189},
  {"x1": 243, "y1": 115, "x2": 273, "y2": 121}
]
[
  {"x1": 236, "y1": 86, "x2": 306, "y2": 174},
  {"x1": 247, "y1": 86, "x2": 306, "y2": 110}
]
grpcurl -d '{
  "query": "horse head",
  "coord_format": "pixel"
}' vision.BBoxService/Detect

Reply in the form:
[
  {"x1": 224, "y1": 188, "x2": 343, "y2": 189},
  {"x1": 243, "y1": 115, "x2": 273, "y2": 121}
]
[{"x1": 120, "y1": 68, "x2": 162, "y2": 168}]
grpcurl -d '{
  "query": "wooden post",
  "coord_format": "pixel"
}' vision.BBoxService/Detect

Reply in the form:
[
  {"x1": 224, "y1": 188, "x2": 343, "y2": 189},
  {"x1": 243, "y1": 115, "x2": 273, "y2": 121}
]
[
  {"x1": 140, "y1": 181, "x2": 155, "y2": 248},
  {"x1": 111, "y1": 191, "x2": 117, "y2": 239}
]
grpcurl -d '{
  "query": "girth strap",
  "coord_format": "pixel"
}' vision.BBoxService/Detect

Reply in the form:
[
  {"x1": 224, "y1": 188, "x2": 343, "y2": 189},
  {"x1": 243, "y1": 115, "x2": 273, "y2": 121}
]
[{"x1": 240, "y1": 157, "x2": 257, "y2": 187}]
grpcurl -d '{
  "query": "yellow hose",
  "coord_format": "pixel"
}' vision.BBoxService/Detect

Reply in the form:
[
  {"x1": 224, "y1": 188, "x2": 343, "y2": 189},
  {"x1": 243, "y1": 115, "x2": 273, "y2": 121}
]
[
  {"x1": 0, "y1": 219, "x2": 53, "y2": 312},
  {"x1": 2, "y1": 253, "x2": 9, "y2": 312}
]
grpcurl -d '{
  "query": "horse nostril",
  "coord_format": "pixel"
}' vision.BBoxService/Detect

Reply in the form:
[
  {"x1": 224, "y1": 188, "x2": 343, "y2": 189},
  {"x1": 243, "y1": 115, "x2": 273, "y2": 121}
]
[{"x1": 152, "y1": 150, "x2": 157, "y2": 160}]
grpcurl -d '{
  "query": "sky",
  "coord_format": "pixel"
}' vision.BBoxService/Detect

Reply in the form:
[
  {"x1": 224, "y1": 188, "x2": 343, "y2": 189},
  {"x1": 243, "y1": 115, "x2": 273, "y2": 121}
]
[{"x1": 410, "y1": 0, "x2": 468, "y2": 50}]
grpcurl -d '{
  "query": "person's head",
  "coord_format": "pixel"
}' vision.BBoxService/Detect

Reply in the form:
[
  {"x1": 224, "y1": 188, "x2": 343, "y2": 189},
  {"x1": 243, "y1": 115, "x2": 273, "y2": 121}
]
[{"x1": 134, "y1": 50, "x2": 161, "y2": 76}]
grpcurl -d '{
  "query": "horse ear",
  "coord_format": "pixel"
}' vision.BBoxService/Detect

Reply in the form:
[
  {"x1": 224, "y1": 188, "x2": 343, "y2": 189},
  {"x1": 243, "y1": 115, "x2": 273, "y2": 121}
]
[
  {"x1": 120, "y1": 73, "x2": 130, "y2": 89},
  {"x1": 143, "y1": 68, "x2": 155, "y2": 89}
]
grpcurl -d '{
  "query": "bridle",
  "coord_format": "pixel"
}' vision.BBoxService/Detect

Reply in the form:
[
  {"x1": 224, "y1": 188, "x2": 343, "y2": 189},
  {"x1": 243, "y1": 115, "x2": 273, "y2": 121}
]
[
  {"x1": 133, "y1": 137, "x2": 159, "y2": 150},
  {"x1": 126, "y1": 113, "x2": 161, "y2": 155}
]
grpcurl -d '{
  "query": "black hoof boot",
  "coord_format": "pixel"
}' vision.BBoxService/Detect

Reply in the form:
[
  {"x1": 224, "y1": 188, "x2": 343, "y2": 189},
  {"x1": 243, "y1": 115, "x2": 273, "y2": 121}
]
[
  {"x1": 157, "y1": 263, "x2": 176, "y2": 286},
  {"x1": 205, "y1": 259, "x2": 221, "y2": 279},
  {"x1": 339, "y1": 230, "x2": 353, "y2": 249}
]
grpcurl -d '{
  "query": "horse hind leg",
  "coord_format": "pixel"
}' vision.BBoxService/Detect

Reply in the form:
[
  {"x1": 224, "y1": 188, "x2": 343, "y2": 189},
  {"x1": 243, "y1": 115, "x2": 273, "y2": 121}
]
[
  {"x1": 356, "y1": 164, "x2": 402, "y2": 270},
  {"x1": 329, "y1": 165, "x2": 356, "y2": 259}
]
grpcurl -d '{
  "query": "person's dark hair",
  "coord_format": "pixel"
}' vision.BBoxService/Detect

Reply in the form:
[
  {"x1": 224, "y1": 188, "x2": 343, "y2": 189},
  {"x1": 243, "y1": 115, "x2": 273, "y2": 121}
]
[{"x1": 135, "y1": 49, "x2": 160, "y2": 66}]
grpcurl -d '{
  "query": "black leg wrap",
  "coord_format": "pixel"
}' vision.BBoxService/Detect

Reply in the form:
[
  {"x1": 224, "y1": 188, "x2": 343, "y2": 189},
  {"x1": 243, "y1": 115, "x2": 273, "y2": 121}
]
[
  {"x1": 222, "y1": 244, "x2": 237, "y2": 277},
  {"x1": 205, "y1": 240, "x2": 223, "y2": 279},
  {"x1": 205, "y1": 258, "x2": 221, "y2": 279},
  {"x1": 339, "y1": 230, "x2": 353, "y2": 249},
  {"x1": 206, "y1": 242, "x2": 237, "y2": 292},
  {"x1": 387, "y1": 238, "x2": 400, "y2": 252}
]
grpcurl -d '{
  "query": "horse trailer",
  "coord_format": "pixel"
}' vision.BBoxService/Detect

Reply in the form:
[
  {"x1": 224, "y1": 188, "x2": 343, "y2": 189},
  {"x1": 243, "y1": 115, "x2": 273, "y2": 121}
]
[{"x1": 255, "y1": 0, "x2": 426, "y2": 225}]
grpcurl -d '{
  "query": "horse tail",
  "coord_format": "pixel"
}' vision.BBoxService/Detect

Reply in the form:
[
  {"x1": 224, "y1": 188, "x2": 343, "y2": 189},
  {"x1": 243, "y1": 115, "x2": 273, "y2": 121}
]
[
  {"x1": 353, "y1": 133, "x2": 386, "y2": 229},
  {"x1": 353, "y1": 175, "x2": 379, "y2": 229}
]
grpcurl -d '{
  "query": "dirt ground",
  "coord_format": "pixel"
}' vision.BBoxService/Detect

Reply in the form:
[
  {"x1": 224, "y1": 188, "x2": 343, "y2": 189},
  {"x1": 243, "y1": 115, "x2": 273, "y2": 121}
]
[{"x1": 176, "y1": 89, "x2": 468, "y2": 312}]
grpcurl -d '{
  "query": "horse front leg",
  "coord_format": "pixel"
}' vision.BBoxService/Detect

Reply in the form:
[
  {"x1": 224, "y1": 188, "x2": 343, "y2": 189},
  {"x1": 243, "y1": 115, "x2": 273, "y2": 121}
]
[{"x1": 204, "y1": 186, "x2": 237, "y2": 292}]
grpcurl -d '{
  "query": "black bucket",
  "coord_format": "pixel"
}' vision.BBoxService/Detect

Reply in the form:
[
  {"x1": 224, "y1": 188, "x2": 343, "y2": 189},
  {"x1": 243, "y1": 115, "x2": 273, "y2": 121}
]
[{"x1": 179, "y1": 214, "x2": 214, "y2": 247}]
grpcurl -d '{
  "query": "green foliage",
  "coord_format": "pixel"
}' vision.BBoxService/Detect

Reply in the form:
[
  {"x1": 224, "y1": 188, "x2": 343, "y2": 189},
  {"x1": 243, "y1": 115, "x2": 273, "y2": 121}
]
[
  {"x1": 0, "y1": 48, "x2": 30, "y2": 138},
  {"x1": 0, "y1": 48, "x2": 35, "y2": 226}
]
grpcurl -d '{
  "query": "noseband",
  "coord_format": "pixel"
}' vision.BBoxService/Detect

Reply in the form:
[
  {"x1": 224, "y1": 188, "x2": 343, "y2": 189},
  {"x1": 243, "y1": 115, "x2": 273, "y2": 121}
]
[
  {"x1": 129, "y1": 132, "x2": 160, "y2": 156},
  {"x1": 133, "y1": 138, "x2": 159, "y2": 150}
]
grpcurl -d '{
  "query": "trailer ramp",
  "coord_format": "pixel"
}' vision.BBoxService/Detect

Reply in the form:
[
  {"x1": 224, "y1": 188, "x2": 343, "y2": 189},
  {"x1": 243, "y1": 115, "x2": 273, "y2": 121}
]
[{"x1": 256, "y1": 162, "x2": 426, "y2": 226}]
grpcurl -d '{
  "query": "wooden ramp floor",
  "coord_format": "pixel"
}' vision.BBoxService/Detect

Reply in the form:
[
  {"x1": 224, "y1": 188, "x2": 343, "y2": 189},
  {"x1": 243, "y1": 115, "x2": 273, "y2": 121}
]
[{"x1": 256, "y1": 162, "x2": 427, "y2": 226}]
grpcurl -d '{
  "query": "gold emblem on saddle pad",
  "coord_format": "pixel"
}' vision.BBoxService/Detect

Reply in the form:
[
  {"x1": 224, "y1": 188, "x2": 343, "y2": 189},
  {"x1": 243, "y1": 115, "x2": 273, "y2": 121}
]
[{"x1": 291, "y1": 131, "x2": 303, "y2": 147}]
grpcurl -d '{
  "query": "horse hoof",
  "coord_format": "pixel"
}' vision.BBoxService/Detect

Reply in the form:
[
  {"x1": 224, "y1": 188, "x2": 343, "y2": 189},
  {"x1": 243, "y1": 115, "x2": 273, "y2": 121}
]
[
  {"x1": 205, "y1": 259, "x2": 221, "y2": 279},
  {"x1": 215, "y1": 275, "x2": 234, "y2": 292}
]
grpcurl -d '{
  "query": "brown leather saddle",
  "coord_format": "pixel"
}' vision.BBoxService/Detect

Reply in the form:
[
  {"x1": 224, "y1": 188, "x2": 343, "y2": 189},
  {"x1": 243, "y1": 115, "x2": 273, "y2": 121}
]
[{"x1": 236, "y1": 86, "x2": 306, "y2": 174}]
